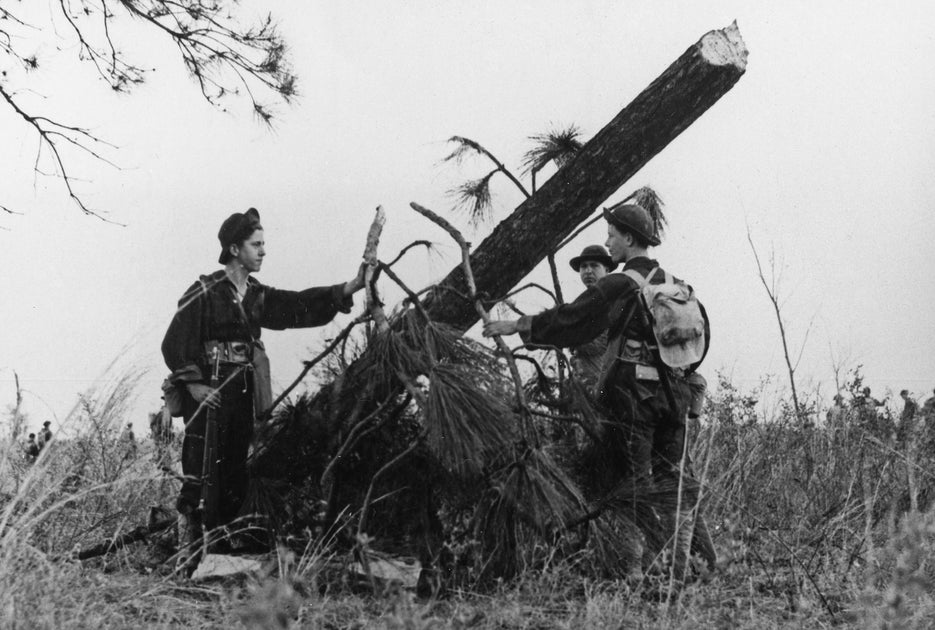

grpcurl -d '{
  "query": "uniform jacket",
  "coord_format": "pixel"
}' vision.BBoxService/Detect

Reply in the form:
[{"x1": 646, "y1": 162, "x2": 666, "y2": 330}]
[
  {"x1": 517, "y1": 257, "x2": 709, "y2": 388},
  {"x1": 162, "y1": 269, "x2": 352, "y2": 415}
]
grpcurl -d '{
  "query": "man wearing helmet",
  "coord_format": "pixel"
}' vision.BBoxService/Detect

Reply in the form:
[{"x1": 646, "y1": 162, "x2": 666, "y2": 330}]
[{"x1": 484, "y1": 201, "x2": 714, "y2": 572}]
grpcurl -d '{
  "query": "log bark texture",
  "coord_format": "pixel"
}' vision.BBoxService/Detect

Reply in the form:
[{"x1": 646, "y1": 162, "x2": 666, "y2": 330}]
[{"x1": 422, "y1": 22, "x2": 747, "y2": 330}]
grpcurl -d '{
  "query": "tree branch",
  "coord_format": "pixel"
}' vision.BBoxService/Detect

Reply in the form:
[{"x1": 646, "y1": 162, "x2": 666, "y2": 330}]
[{"x1": 747, "y1": 225, "x2": 803, "y2": 421}]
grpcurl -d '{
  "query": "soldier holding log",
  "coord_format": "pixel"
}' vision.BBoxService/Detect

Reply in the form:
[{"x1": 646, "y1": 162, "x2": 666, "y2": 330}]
[
  {"x1": 162, "y1": 207, "x2": 366, "y2": 551},
  {"x1": 484, "y1": 201, "x2": 715, "y2": 572}
]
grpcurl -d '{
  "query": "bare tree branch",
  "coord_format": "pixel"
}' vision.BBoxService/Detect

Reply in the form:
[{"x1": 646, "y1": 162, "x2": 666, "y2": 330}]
[
  {"x1": 746, "y1": 225, "x2": 804, "y2": 421},
  {"x1": 2, "y1": 0, "x2": 298, "y2": 217}
]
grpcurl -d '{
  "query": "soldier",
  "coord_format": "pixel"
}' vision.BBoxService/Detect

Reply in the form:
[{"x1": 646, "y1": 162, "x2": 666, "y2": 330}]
[
  {"x1": 856, "y1": 386, "x2": 892, "y2": 440},
  {"x1": 897, "y1": 389, "x2": 918, "y2": 446},
  {"x1": 826, "y1": 393, "x2": 846, "y2": 429},
  {"x1": 162, "y1": 207, "x2": 367, "y2": 550},
  {"x1": 37, "y1": 421, "x2": 53, "y2": 450},
  {"x1": 25, "y1": 433, "x2": 39, "y2": 462},
  {"x1": 567, "y1": 245, "x2": 617, "y2": 391},
  {"x1": 484, "y1": 201, "x2": 714, "y2": 573},
  {"x1": 860, "y1": 386, "x2": 885, "y2": 410},
  {"x1": 120, "y1": 422, "x2": 137, "y2": 458},
  {"x1": 922, "y1": 388, "x2": 935, "y2": 418}
]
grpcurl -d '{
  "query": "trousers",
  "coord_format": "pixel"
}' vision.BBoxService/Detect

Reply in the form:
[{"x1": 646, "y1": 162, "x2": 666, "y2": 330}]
[
  {"x1": 602, "y1": 367, "x2": 716, "y2": 570},
  {"x1": 178, "y1": 366, "x2": 254, "y2": 527}
]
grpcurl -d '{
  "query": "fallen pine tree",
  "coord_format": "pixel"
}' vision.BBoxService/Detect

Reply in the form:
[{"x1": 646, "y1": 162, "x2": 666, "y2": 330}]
[{"x1": 244, "y1": 22, "x2": 749, "y2": 587}]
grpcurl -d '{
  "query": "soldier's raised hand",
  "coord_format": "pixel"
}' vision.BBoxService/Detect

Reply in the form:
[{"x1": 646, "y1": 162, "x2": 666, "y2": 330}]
[{"x1": 343, "y1": 262, "x2": 370, "y2": 296}]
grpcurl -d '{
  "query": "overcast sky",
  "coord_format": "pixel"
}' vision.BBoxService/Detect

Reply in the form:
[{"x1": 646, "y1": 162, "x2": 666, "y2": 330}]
[{"x1": 2, "y1": 1, "x2": 934, "y2": 433}]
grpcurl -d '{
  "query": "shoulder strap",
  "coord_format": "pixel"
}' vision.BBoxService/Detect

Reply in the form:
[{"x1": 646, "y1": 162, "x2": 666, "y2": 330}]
[
  {"x1": 232, "y1": 285, "x2": 258, "y2": 343},
  {"x1": 606, "y1": 268, "x2": 652, "y2": 341},
  {"x1": 622, "y1": 268, "x2": 647, "y2": 288},
  {"x1": 623, "y1": 266, "x2": 664, "y2": 288}
]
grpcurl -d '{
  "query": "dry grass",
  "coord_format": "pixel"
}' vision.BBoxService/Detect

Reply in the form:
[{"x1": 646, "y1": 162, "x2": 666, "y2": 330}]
[{"x1": 3, "y1": 370, "x2": 935, "y2": 629}]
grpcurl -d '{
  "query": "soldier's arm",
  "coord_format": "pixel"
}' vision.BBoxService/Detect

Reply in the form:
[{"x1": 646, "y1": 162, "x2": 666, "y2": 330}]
[
  {"x1": 485, "y1": 275, "x2": 630, "y2": 348},
  {"x1": 161, "y1": 280, "x2": 208, "y2": 385},
  {"x1": 259, "y1": 284, "x2": 354, "y2": 330}
]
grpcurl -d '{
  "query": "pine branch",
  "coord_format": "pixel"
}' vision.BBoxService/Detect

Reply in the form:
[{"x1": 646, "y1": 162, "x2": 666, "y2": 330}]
[
  {"x1": 520, "y1": 124, "x2": 583, "y2": 176},
  {"x1": 410, "y1": 201, "x2": 534, "y2": 439}
]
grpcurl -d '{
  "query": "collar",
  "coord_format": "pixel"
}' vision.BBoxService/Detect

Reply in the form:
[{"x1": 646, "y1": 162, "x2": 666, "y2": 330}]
[
  {"x1": 622, "y1": 256, "x2": 656, "y2": 270},
  {"x1": 202, "y1": 269, "x2": 259, "y2": 292}
]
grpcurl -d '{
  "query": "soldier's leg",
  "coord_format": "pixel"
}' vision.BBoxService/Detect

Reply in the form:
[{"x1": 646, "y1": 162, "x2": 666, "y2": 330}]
[
  {"x1": 602, "y1": 380, "x2": 662, "y2": 572},
  {"x1": 177, "y1": 393, "x2": 207, "y2": 558},
  {"x1": 620, "y1": 386, "x2": 655, "y2": 482},
  {"x1": 651, "y1": 379, "x2": 717, "y2": 572},
  {"x1": 215, "y1": 369, "x2": 254, "y2": 527},
  {"x1": 178, "y1": 393, "x2": 207, "y2": 515},
  {"x1": 649, "y1": 380, "x2": 700, "y2": 578}
]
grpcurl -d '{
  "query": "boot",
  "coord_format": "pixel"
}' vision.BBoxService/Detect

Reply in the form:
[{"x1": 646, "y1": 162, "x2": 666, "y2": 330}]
[{"x1": 175, "y1": 509, "x2": 202, "y2": 575}]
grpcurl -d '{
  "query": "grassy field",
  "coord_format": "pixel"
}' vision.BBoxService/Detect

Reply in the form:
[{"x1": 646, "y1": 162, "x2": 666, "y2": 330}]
[{"x1": 3, "y1": 372, "x2": 934, "y2": 629}]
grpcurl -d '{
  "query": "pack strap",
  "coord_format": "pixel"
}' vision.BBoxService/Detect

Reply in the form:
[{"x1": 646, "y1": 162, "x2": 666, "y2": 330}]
[
  {"x1": 609, "y1": 267, "x2": 658, "y2": 352},
  {"x1": 622, "y1": 266, "x2": 663, "y2": 288}
]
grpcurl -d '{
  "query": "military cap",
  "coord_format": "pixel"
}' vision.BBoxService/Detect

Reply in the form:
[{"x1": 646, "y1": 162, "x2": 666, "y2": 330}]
[
  {"x1": 569, "y1": 245, "x2": 617, "y2": 272},
  {"x1": 218, "y1": 208, "x2": 262, "y2": 264}
]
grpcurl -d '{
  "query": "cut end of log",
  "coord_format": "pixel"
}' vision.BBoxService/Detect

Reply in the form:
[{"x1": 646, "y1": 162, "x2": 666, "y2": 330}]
[{"x1": 701, "y1": 20, "x2": 748, "y2": 71}]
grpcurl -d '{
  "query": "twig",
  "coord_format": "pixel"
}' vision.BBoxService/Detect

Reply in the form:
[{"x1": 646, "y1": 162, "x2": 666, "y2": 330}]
[
  {"x1": 258, "y1": 316, "x2": 367, "y2": 423},
  {"x1": 445, "y1": 136, "x2": 530, "y2": 199},
  {"x1": 746, "y1": 224, "x2": 803, "y2": 421},
  {"x1": 499, "y1": 282, "x2": 557, "y2": 304},
  {"x1": 74, "y1": 517, "x2": 176, "y2": 560},
  {"x1": 357, "y1": 429, "x2": 428, "y2": 538},
  {"x1": 546, "y1": 254, "x2": 565, "y2": 304},
  {"x1": 386, "y1": 240, "x2": 433, "y2": 268},
  {"x1": 319, "y1": 392, "x2": 397, "y2": 491},
  {"x1": 526, "y1": 408, "x2": 601, "y2": 444},
  {"x1": 377, "y1": 261, "x2": 430, "y2": 322},
  {"x1": 363, "y1": 206, "x2": 389, "y2": 332},
  {"x1": 410, "y1": 201, "x2": 533, "y2": 438}
]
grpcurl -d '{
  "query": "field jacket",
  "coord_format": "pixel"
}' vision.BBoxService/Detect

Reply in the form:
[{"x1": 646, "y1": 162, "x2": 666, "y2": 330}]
[
  {"x1": 161, "y1": 269, "x2": 352, "y2": 416},
  {"x1": 517, "y1": 257, "x2": 709, "y2": 398}
]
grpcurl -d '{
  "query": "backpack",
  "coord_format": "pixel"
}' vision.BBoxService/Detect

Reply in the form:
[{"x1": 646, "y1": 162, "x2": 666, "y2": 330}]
[
  {"x1": 623, "y1": 267, "x2": 706, "y2": 369},
  {"x1": 162, "y1": 276, "x2": 211, "y2": 418}
]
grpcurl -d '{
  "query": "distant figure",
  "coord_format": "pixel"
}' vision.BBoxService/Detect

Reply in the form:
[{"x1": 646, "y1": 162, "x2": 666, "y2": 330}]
[
  {"x1": 25, "y1": 433, "x2": 39, "y2": 462},
  {"x1": 567, "y1": 245, "x2": 617, "y2": 392},
  {"x1": 855, "y1": 386, "x2": 892, "y2": 440},
  {"x1": 121, "y1": 423, "x2": 137, "y2": 457},
  {"x1": 149, "y1": 403, "x2": 174, "y2": 447},
  {"x1": 37, "y1": 421, "x2": 53, "y2": 451},
  {"x1": 897, "y1": 390, "x2": 918, "y2": 446},
  {"x1": 918, "y1": 389, "x2": 935, "y2": 455},
  {"x1": 857, "y1": 386, "x2": 884, "y2": 410},
  {"x1": 922, "y1": 388, "x2": 935, "y2": 417},
  {"x1": 826, "y1": 393, "x2": 846, "y2": 429}
]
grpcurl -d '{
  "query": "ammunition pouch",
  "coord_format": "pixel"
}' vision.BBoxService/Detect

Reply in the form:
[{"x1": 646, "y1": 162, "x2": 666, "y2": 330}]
[{"x1": 204, "y1": 339, "x2": 253, "y2": 365}]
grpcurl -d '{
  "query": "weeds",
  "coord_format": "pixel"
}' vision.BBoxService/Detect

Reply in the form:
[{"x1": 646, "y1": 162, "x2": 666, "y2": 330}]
[{"x1": 2, "y1": 367, "x2": 935, "y2": 628}]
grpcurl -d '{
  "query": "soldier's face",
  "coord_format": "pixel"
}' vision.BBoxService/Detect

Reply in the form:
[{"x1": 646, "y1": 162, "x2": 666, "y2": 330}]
[
  {"x1": 231, "y1": 229, "x2": 265, "y2": 273},
  {"x1": 578, "y1": 260, "x2": 608, "y2": 287},
  {"x1": 605, "y1": 224, "x2": 630, "y2": 263}
]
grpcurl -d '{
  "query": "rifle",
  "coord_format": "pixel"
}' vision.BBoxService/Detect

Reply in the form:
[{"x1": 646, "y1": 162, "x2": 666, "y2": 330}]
[{"x1": 199, "y1": 347, "x2": 221, "y2": 534}]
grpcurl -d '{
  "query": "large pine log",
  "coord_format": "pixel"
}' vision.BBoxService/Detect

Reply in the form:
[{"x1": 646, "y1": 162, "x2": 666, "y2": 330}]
[
  {"x1": 423, "y1": 21, "x2": 747, "y2": 330},
  {"x1": 250, "y1": 23, "x2": 748, "y2": 551}
]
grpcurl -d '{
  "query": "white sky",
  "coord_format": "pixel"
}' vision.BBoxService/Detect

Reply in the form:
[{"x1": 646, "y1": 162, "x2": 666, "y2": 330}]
[{"x1": 2, "y1": 1, "x2": 935, "y2": 433}]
